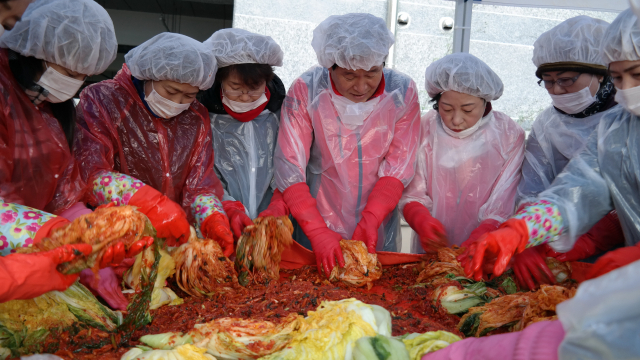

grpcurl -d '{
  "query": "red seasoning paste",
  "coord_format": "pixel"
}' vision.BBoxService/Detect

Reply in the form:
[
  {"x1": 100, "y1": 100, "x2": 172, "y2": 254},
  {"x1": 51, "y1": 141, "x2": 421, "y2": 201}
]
[{"x1": 50, "y1": 263, "x2": 461, "y2": 359}]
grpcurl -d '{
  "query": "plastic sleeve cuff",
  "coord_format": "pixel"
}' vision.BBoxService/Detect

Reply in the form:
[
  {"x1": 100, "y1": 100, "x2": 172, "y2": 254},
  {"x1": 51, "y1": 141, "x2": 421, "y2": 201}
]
[
  {"x1": 91, "y1": 170, "x2": 145, "y2": 206},
  {"x1": 192, "y1": 194, "x2": 226, "y2": 231},
  {"x1": 0, "y1": 200, "x2": 58, "y2": 256},
  {"x1": 513, "y1": 200, "x2": 564, "y2": 247}
]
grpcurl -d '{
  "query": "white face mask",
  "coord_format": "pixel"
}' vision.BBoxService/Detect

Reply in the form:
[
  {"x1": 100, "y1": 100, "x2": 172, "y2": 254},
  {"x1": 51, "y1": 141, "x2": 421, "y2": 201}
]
[
  {"x1": 36, "y1": 64, "x2": 84, "y2": 103},
  {"x1": 614, "y1": 85, "x2": 640, "y2": 116},
  {"x1": 145, "y1": 81, "x2": 192, "y2": 119},
  {"x1": 549, "y1": 75, "x2": 596, "y2": 114},
  {"x1": 329, "y1": 88, "x2": 380, "y2": 128},
  {"x1": 222, "y1": 92, "x2": 268, "y2": 113},
  {"x1": 0, "y1": 25, "x2": 5, "y2": 38},
  {"x1": 440, "y1": 106, "x2": 490, "y2": 139}
]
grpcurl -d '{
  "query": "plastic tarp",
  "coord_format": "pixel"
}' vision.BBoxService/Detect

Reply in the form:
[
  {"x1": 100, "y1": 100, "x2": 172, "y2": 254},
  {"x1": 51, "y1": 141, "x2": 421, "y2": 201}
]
[{"x1": 280, "y1": 240, "x2": 423, "y2": 269}]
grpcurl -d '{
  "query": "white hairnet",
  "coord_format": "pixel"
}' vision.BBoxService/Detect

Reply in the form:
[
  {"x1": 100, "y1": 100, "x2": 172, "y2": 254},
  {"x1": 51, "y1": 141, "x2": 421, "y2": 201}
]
[
  {"x1": 601, "y1": 9, "x2": 640, "y2": 66},
  {"x1": 0, "y1": 0, "x2": 117, "y2": 76},
  {"x1": 533, "y1": 16, "x2": 609, "y2": 68},
  {"x1": 125, "y1": 33, "x2": 217, "y2": 90},
  {"x1": 425, "y1": 53, "x2": 504, "y2": 101},
  {"x1": 204, "y1": 28, "x2": 283, "y2": 68},
  {"x1": 311, "y1": 13, "x2": 394, "y2": 71}
]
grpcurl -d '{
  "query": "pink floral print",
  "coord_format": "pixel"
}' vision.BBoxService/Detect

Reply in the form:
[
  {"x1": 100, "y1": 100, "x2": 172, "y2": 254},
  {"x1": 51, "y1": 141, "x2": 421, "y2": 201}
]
[
  {"x1": 0, "y1": 198, "x2": 56, "y2": 256},
  {"x1": 92, "y1": 171, "x2": 145, "y2": 206},
  {"x1": 192, "y1": 194, "x2": 226, "y2": 235},
  {"x1": 514, "y1": 200, "x2": 564, "y2": 247}
]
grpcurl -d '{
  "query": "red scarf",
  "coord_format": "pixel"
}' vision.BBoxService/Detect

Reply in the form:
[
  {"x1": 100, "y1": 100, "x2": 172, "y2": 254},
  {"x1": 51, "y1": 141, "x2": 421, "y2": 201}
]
[
  {"x1": 221, "y1": 86, "x2": 271, "y2": 123},
  {"x1": 330, "y1": 73, "x2": 386, "y2": 100}
]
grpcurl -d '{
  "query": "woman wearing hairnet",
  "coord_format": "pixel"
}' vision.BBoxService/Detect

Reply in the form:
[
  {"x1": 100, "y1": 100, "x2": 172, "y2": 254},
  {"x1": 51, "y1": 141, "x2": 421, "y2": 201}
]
[
  {"x1": 199, "y1": 29, "x2": 287, "y2": 240},
  {"x1": 0, "y1": 0, "x2": 32, "y2": 35},
  {"x1": 511, "y1": 16, "x2": 624, "y2": 291},
  {"x1": 0, "y1": 0, "x2": 148, "y2": 302},
  {"x1": 462, "y1": 9, "x2": 640, "y2": 283},
  {"x1": 400, "y1": 53, "x2": 525, "y2": 254},
  {"x1": 74, "y1": 33, "x2": 234, "y2": 256},
  {"x1": 275, "y1": 13, "x2": 421, "y2": 276}
]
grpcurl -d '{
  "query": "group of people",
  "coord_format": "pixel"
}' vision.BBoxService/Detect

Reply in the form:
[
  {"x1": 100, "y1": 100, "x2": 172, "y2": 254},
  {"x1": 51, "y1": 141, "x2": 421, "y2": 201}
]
[{"x1": 1, "y1": 0, "x2": 640, "y2": 357}]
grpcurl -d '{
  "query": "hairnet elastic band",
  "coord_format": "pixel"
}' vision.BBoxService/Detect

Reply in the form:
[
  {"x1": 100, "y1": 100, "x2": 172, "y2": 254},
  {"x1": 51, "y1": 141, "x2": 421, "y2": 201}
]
[{"x1": 536, "y1": 62, "x2": 608, "y2": 79}]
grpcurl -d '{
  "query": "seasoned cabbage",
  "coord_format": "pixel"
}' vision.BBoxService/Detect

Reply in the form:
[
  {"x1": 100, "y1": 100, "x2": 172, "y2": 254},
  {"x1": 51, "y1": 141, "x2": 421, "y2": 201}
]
[
  {"x1": 353, "y1": 335, "x2": 409, "y2": 360},
  {"x1": 262, "y1": 299, "x2": 391, "y2": 360},
  {"x1": 399, "y1": 331, "x2": 461, "y2": 360},
  {"x1": 121, "y1": 344, "x2": 214, "y2": 360},
  {"x1": 126, "y1": 247, "x2": 182, "y2": 310}
]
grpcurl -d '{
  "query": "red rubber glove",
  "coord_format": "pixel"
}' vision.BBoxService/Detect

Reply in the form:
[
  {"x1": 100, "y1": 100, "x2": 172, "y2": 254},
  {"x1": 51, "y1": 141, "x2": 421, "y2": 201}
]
[
  {"x1": 33, "y1": 216, "x2": 71, "y2": 244},
  {"x1": 402, "y1": 202, "x2": 448, "y2": 253},
  {"x1": 0, "y1": 244, "x2": 92, "y2": 302},
  {"x1": 258, "y1": 189, "x2": 290, "y2": 218},
  {"x1": 128, "y1": 185, "x2": 190, "y2": 246},
  {"x1": 352, "y1": 177, "x2": 404, "y2": 253},
  {"x1": 462, "y1": 218, "x2": 530, "y2": 281},
  {"x1": 461, "y1": 219, "x2": 501, "y2": 248},
  {"x1": 99, "y1": 236, "x2": 154, "y2": 268},
  {"x1": 546, "y1": 211, "x2": 624, "y2": 262},
  {"x1": 33, "y1": 211, "x2": 152, "y2": 269},
  {"x1": 585, "y1": 242, "x2": 640, "y2": 280},
  {"x1": 223, "y1": 201, "x2": 254, "y2": 240},
  {"x1": 201, "y1": 212, "x2": 234, "y2": 257},
  {"x1": 283, "y1": 182, "x2": 345, "y2": 277},
  {"x1": 511, "y1": 246, "x2": 555, "y2": 290}
]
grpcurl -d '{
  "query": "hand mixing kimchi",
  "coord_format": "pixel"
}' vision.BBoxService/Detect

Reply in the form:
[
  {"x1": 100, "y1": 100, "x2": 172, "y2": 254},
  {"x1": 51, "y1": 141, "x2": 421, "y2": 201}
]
[
  {"x1": 329, "y1": 240, "x2": 382, "y2": 290},
  {"x1": 235, "y1": 216, "x2": 294, "y2": 286},
  {"x1": 172, "y1": 228, "x2": 241, "y2": 297},
  {"x1": 458, "y1": 284, "x2": 577, "y2": 337},
  {"x1": 17, "y1": 205, "x2": 154, "y2": 274}
]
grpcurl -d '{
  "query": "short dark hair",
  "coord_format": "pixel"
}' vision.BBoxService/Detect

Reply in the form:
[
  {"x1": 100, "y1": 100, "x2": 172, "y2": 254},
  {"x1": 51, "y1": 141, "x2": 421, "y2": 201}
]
[
  {"x1": 215, "y1": 63, "x2": 274, "y2": 88},
  {"x1": 331, "y1": 63, "x2": 386, "y2": 70},
  {"x1": 430, "y1": 92, "x2": 442, "y2": 110}
]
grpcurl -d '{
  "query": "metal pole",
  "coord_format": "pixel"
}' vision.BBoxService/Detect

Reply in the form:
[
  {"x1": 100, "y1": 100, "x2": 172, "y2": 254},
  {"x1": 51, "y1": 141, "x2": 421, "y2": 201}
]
[
  {"x1": 452, "y1": 0, "x2": 473, "y2": 53},
  {"x1": 386, "y1": 0, "x2": 399, "y2": 68}
]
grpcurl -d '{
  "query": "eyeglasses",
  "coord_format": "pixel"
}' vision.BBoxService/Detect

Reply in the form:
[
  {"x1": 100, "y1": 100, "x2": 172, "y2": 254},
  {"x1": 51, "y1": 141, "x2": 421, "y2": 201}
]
[
  {"x1": 222, "y1": 87, "x2": 266, "y2": 98},
  {"x1": 537, "y1": 74, "x2": 582, "y2": 89}
]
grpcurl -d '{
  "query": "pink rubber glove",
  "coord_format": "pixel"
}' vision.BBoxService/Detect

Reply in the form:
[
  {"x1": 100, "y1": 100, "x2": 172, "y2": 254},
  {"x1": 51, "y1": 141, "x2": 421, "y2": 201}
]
[
  {"x1": 283, "y1": 182, "x2": 345, "y2": 277},
  {"x1": 79, "y1": 267, "x2": 129, "y2": 310},
  {"x1": 258, "y1": 189, "x2": 290, "y2": 218},
  {"x1": 421, "y1": 321, "x2": 563, "y2": 360},
  {"x1": 59, "y1": 202, "x2": 93, "y2": 221},
  {"x1": 402, "y1": 202, "x2": 448, "y2": 253},
  {"x1": 352, "y1": 177, "x2": 404, "y2": 253}
]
